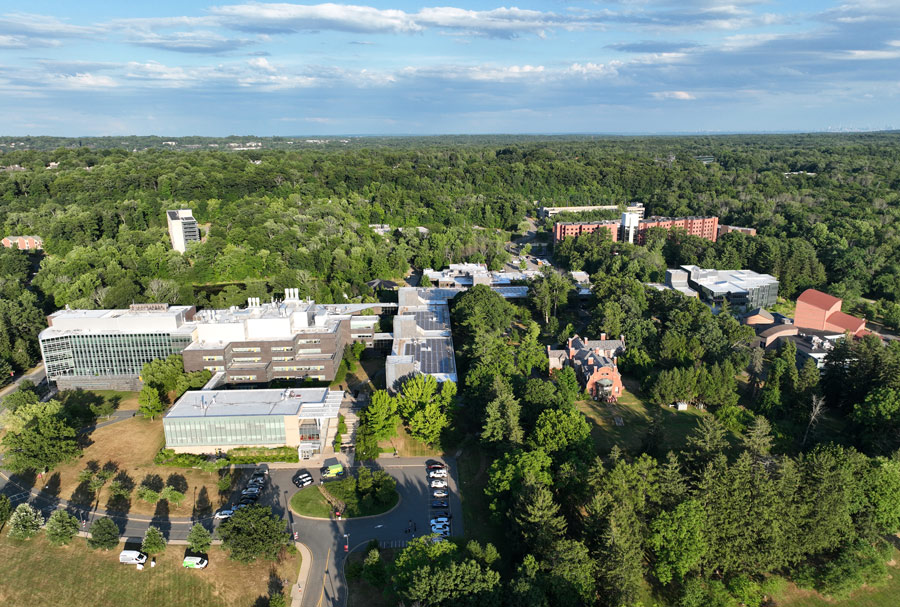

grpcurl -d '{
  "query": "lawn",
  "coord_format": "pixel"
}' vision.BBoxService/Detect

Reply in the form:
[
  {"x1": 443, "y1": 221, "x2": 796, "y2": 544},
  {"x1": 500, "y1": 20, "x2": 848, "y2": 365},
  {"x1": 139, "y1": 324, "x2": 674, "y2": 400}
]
[
  {"x1": 31, "y1": 416, "x2": 229, "y2": 517},
  {"x1": 88, "y1": 389, "x2": 140, "y2": 410},
  {"x1": 578, "y1": 377, "x2": 709, "y2": 455},
  {"x1": 290, "y1": 478, "x2": 399, "y2": 518},
  {"x1": 379, "y1": 423, "x2": 442, "y2": 457},
  {"x1": 774, "y1": 547, "x2": 900, "y2": 607},
  {"x1": 0, "y1": 534, "x2": 300, "y2": 607}
]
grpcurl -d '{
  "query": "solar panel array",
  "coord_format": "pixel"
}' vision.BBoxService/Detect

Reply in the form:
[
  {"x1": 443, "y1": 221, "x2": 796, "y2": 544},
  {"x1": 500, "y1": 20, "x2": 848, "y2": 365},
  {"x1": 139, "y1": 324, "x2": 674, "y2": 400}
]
[
  {"x1": 405, "y1": 339, "x2": 455, "y2": 374},
  {"x1": 414, "y1": 309, "x2": 450, "y2": 331}
]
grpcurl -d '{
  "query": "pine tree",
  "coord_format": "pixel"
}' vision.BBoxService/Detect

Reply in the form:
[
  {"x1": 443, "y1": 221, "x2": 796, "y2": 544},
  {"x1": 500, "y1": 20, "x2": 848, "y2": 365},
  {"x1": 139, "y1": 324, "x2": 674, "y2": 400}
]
[
  {"x1": 87, "y1": 518, "x2": 120, "y2": 550},
  {"x1": 141, "y1": 526, "x2": 166, "y2": 555},
  {"x1": 742, "y1": 416, "x2": 774, "y2": 457},
  {"x1": 45, "y1": 510, "x2": 80, "y2": 545},
  {"x1": 513, "y1": 483, "x2": 567, "y2": 555},
  {"x1": 657, "y1": 452, "x2": 687, "y2": 509},
  {"x1": 684, "y1": 415, "x2": 728, "y2": 469},
  {"x1": 7, "y1": 503, "x2": 43, "y2": 540}
]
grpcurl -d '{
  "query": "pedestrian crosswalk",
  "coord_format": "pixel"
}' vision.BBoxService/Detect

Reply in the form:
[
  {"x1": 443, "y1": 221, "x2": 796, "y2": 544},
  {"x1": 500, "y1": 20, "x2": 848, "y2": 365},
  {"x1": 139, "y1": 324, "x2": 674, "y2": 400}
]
[{"x1": 379, "y1": 539, "x2": 409, "y2": 549}]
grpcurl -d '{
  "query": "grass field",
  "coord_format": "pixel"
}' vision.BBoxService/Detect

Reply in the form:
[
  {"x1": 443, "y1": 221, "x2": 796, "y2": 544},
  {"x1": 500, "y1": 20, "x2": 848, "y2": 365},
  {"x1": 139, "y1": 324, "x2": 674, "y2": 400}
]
[
  {"x1": 578, "y1": 377, "x2": 708, "y2": 454},
  {"x1": 34, "y1": 416, "x2": 227, "y2": 517},
  {"x1": 0, "y1": 534, "x2": 300, "y2": 607},
  {"x1": 290, "y1": 479, "x2": 398, "y2": 518},
  {"x1": 87, "y1": 389, "x2": 140, "y2": 410},
  {"x1": 379, "y1": 423, "x2": 442, "y2": 457}
]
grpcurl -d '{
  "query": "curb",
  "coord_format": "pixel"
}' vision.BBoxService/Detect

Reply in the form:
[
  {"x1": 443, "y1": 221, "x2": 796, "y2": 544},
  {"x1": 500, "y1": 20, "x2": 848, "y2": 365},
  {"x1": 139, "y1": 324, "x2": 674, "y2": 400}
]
[{"x1": 287, "y1": 491, "x2": 402, "y2": 522}]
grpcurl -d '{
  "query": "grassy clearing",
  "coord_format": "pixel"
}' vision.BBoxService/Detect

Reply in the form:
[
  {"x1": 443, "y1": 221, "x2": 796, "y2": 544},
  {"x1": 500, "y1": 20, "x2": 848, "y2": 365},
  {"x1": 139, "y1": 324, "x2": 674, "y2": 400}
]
[
  {"x1": 36, "y1": 416, "x2": 228, "y2": 517},
  {"x1": 0, "y1": 534, "x2": 299, "y2": 607},
  {"x1": 379, "y1": 423, "x2": 442, "y2": 457},
  {"x1": 87, "y1": 390, "x2": 140, "y2": 411},
  {"x1": 290, "y1": 479, "x2": 399, "y2": 518},
  {"x1": 774, "y1": 548, "x2": 900, "y2": 607},
  {"x1": 578, "y1": 377, "x2": 708, "y2": 455}
]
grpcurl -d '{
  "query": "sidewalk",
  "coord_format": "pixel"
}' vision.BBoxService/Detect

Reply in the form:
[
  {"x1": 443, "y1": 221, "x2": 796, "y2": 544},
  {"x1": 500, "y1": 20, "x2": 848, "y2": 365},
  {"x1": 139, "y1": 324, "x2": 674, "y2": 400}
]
[{"x1": 291, "y1": 541, "x2": 313, "y2": 607}]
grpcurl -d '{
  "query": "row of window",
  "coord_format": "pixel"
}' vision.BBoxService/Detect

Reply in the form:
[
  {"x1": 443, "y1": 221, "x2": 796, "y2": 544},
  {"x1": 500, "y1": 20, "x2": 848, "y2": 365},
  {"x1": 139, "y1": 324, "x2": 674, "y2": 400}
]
[{"x1": 273, "y1": 365, "x2": 325, "y2": 371}]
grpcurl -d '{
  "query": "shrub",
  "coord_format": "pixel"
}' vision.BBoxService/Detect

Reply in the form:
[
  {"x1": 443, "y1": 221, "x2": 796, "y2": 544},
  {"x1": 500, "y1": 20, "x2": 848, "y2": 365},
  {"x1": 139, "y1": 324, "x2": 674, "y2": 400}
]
[
  {"x1": 7, "y1": 503, "x2": 44, "y2": 540},
  {"x1": 45, "y1": 510, "x2": 80, "y2": 545},
  {"x1": 268, "y1": 594, "x2": 286, "y2": 607},
  {"x1": 0, "y1": 495, "x2": 11, "y2": 529},
  {"x1": 141, "y1": 526, "x2": 166, "y2": 555},
  {"x1": 136, "y1": 486, "x2": 159, "y2": 504},
  {"x1": 87, "y1": 518, "x2": 120, "y2": 550}
]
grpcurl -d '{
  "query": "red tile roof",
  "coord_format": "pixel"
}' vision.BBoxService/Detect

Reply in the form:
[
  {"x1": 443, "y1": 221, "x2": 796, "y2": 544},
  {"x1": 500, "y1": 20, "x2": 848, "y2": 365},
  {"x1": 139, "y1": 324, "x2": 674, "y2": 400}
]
[{"x1": 796, "y1": 289, "x2": 842, "y2": 312}]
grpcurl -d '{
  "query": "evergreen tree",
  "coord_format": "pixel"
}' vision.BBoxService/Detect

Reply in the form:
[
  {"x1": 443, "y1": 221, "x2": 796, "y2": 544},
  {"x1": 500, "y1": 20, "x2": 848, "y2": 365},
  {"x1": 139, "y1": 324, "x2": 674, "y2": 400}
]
[
  {"x1": 141, "y1": 526, "x2": 167, "y2": 555},
  {"x1": 742, "y1": 415, "x2": 774, "y2": 457},
  {"x1": 684, "y1": 415, "x2": 728, "y2": 469},
  {"x1": 7, "y1": 503, "x2": 43, "y2": 540},
  {"x1": 87, "y1": 518, "x2": 121, "y2": 550},
  {"x1": 45, "y1": 510, "x2": 80, "y2": 545},
  {"x1": 187, "y1": 523, "x2": 212, "y2": 553},
  {"x1": 513, "y1": 483, "x2": 567, "y2": 555}
]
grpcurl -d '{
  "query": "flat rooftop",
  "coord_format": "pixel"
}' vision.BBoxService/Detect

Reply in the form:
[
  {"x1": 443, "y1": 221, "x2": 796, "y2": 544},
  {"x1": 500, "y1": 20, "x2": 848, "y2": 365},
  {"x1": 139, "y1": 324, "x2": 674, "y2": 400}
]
[
  {"x1": 41, "y1": 305, "x2": 196, "y2": 339},
  {"x1": 166, "y1": 388, "x2": 343, "y2": 419},
  {"x1": 404, "y1": 338, "x2": 456, "y2": 374}
]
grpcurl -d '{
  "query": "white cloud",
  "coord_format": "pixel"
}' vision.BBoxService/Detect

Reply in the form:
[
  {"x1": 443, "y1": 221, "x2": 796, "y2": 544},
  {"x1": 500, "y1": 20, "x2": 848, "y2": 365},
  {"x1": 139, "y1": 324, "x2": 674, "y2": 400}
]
[
  {"x1": 0, "y1": 12, "x2": 99, "y2": 37},
  {"x1": 652, "y1": 90, "x2": 695, "y2": 99},
  {"x1": 566, "y1": 62, "x2": 621, "y2": 77},
  {"x1": 0, "y1": 34, "x2": 59, "y2": 48},
  {"x1": 129, "y1": 30, "x2": 255, "y2": 53},
  {"x1": 55, "y1": 73, "x2": 118, "y2": 89},
  {"x1": 249, "y1": 57, "x2": 276, "y2": 71},
  {"x1": 210, "y1": 2, "x2": 422, "y2": 34}
]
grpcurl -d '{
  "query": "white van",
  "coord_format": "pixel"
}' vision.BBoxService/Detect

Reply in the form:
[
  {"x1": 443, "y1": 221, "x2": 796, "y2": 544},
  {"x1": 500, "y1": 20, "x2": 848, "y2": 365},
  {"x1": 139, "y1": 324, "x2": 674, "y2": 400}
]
[
  {"x1": 182, "y1": 556, "x2": 208, "y2": 569},
  {"x1": 119, "y1": 550, "x2": 148, "y2": 565}
]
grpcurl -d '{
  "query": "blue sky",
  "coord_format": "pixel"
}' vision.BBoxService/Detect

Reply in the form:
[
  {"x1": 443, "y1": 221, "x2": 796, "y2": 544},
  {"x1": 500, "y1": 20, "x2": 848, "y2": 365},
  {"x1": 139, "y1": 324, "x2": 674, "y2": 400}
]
[{"x1": 1, "y1": 1, "x2": 898, "y2": 135}]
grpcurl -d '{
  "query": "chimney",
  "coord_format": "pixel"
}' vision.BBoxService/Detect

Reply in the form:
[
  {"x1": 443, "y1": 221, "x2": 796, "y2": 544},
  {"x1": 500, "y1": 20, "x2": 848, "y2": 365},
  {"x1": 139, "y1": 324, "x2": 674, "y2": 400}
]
[
  {"x1": 620, "y1": 334, "x2": 625, "y2": 344},
  {"x1": 600, "y1": 333, "x2": 606, "y2": 341}
]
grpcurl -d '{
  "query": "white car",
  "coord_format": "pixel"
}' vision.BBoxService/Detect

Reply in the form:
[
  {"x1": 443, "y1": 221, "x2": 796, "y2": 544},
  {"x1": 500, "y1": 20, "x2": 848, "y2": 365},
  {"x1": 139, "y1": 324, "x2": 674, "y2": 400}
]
[
  {"x1": 432, "y1": 489, "x2": 449, "y2": 498},
  {"x1": 213, "y1": 509, "x2": 234, "y2": 520},
  {"x1": 430, "y1": 479, "x2": 448, "y2": 489},
  {"x1": 430, "y1": 517, "x2": 450, "y2": 525},
  {"x1": 429, "y1": 469, "x2": 448, "y2": 479},
  {"x1": 241, "y1": 486, "x2": 261, "y2": 496}
]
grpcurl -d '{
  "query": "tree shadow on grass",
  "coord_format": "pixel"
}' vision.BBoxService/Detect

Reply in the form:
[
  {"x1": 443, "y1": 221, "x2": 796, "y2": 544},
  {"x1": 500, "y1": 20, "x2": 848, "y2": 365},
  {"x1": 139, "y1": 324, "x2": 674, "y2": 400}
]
[
  {"x1": 166, "y1": 473, "x2": 188, "y2": 493},
  {"x1": 193, "y1": 486, "x2": 213, "y2": 521}
]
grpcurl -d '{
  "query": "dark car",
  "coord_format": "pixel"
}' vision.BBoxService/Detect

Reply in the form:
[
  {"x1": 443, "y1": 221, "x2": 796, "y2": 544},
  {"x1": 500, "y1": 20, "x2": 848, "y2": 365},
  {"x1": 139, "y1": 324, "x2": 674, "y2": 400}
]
[
  {"x1": 239, "y1": 494, "x2": 259, "y2": 505},
  {"x1": 426, "y1": 462, "x2": 446, "y2": 471},
  {"x1": 250, "y1": 470, "x2": 268, "y2": 481},
  {"x1": 430, "y1": 510, "x2": 451, "y2": 519},
  {"x1": 431, "y1": 499, "x2": 449, "y2": 508},
  {"x1": 293, "y1": 471, "x2": 314, "y2": 488}
]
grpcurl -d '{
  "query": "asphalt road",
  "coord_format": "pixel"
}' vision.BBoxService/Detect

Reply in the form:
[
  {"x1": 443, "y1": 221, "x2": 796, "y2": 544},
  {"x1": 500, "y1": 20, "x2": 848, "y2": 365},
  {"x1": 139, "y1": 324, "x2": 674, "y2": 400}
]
[{"x1": 0, "y1": 455, "x2": 463, "y2": 607}]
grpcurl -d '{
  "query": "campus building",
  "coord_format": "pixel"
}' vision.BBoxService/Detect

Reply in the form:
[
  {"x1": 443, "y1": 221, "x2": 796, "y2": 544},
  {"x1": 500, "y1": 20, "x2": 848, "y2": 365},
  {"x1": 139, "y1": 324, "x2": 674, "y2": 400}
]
[
  {"x1": 653, "y1": 265, "x2": 779, "y2": 311},
  {"x1": 718, "y1": 225, "x2": 757, "y2": 238},
  {"x1": 1, "y1": 235, "x2": 43, "y2": 250},
  {"x1": 166, "y1": 209, "x2": 201, "y2": 253},
  {"x1": 385, "y1": 288, "x2": 458, "y2": 390},
  {"x1": 539, "y1": 203, "x2": 645, "y2": 219},
  {"x1": 553, "y1": 214, "x2": 719, "y2": 245},
  {"x1": 548, "y1": 335, "x2": 625, "y2": 401},
  {"x1": 422, "y1": 263, "x2": 539, "y2": 289},
  {"x1": 794, "y1": 289, "x2": 867, "y2": 336},
  {"x1": 181, "y1": 290, "x2": 380, "y2": 384},
  {"x1": 39, "y1": 303, "x2": 197, "y2": 391},
  {"x1": 163, "y1": 387, "x2": 342, "y2": 458}
]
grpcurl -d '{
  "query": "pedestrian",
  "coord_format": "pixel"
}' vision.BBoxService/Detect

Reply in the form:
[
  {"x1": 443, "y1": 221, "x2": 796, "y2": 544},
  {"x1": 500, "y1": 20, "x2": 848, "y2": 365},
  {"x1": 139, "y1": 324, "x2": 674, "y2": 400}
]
[{"x1": 413, "y1": 522, "x2": 417, "y2": 532}]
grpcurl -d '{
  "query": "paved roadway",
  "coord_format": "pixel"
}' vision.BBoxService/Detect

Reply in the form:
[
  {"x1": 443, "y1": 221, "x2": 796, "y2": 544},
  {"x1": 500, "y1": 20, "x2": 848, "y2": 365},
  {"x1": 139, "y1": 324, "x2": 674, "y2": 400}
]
[{"x1": 0, "y1": 455, "x2": 462, "y2": 607}]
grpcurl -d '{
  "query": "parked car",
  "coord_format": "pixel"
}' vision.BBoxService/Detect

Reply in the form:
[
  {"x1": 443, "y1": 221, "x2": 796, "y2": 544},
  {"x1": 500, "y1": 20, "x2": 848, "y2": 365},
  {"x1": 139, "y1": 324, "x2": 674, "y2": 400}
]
[
  {"x1": 241, "y1": 486, "x2": 261, "y2": 496},
  {"x1": 426, "y1": 462, "x2": 446, "y2": 470},
  {"x1": 428, "y1": 469, "x2": 448, "y2": 478},
  {"x1": 430, "y1": 510, "x2": 451, "y2": 519},
  {"x1": 320, "y1": 463, "x2": 345, "y2": 479},
  {"x1": 239, "y1": 494, "x2": 259, "y2": 505},
  {"x1": 432, "y1": 489, "x2": 449, "y2": 498},
  {"x1": 232, "y1": 503, "x2": 249, "y2": 511},
  {"x1": 248, "y1": 476, "x2": 266, "y2": 487},
  {"x1": 430, "y1": 479, "x2": 448, "y2": 489},
  {"x1": 430, "y1": 517, "x2": 450, "y2": 525},
  {"x1": 431, "y1": 500, "x2": 448, "y2": 508},
  {"x1": 293, "y1": 471, "x2": 314, "y2": 488},
  {"x1": 213, "y1": 508, "x2": 234, "y2": 520},
  {"x1": 251, "y1": 469, "x2": 268, "y2": 479},
  {"x1": 431, "y1": 523, "x2": 449, "y2": 532},
  {"x1": 437, "y1": 527, "x2": 451, "y2": 537}
]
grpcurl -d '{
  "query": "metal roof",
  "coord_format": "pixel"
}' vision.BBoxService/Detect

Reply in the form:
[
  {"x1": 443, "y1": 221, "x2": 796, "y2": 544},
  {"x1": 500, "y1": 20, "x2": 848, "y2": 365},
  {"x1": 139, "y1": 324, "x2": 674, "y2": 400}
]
[{"x1": 165, "y1": 388, "x2": 343, "y2": 419}]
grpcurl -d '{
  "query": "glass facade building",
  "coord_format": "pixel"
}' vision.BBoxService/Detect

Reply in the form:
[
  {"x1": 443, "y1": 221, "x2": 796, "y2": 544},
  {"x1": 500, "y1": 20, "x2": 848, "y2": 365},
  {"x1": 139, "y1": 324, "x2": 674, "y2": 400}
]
[
  {"x1": 164, "y1": 415, "x2": 286, "y2": 448},
  {"x1": 40, "y1": 332, "x2": 192, "y2": 380}
]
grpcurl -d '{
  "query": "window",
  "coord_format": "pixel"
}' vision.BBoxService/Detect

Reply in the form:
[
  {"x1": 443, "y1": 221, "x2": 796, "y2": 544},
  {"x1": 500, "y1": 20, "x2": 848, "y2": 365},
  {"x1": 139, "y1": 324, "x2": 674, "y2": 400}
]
[
  {"x1": 202, "y1": 355, "x2": 224, "y2": 361},
  {"x1": 230, "y1": 375, "x2": 257, "y2": 381},
  {"x1": 272, "y1": 356, "x2": 293, "y2": 362},
  {"x1": 204, "y1": 365, "x2": 225, "y2": 372},
  {"x1": 296, "y1": 339, "x2": 321, "y2": 345},
  {"x1": 232, "y1": 357, "x2": 262, "y2": 363},
  {"x1": 274, "y1": 365, "x2": 324, "y2": 371},
  {"x1": 295, "y1": 348, "x2": 321, "y2": 354},
  {"x1": 232, "y1": 347, "x2": 261, "y2": 353},
  {"x1": 271, "y1": 346, "x2": 293, "y2": 352}
]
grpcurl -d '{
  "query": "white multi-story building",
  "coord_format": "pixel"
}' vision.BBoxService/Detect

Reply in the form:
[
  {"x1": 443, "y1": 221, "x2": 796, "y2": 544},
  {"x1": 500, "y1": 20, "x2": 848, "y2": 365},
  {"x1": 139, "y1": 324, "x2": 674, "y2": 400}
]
[{"x1": 166, "y1": 209, "x2": 201, "y2": 253}]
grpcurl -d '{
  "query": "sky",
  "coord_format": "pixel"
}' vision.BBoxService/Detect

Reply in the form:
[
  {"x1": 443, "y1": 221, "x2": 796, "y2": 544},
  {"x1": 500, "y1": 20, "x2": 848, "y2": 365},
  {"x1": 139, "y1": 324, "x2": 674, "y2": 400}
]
[{"x1": 0, "y1": 0, "x2": 899, "y2": 136}]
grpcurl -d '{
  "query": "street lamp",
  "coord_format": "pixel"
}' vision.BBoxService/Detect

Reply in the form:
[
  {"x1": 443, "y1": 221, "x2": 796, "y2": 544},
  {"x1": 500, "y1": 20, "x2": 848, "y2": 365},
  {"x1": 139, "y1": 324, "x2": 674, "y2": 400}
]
[{"x1": 343, "y1": 533, "x2": 349, "y2": 553}]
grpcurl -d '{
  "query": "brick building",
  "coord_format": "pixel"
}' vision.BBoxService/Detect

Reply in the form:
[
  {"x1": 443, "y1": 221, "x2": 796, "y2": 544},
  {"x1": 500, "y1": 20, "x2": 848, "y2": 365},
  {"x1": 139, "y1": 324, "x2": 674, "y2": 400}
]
[
  {"x1": 553, "y1": 214, "x2": 719, "y2": 245},
  {"x1": 1, "y1": 235, "x2": 43, "y2": 250},
  {"x1": 794, "y1": 289, "x2": 866, "y2": 336},
  {"x1": 548, "y1": 334, "x2": 625, "y2": 401}
]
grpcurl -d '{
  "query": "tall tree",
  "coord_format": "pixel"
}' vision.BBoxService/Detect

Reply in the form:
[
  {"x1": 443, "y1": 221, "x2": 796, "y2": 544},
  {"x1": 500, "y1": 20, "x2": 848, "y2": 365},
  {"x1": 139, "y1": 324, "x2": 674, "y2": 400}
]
[
  {"x1": 1, "y1": 401, "x2": 80, "y2": 473},
  {"x1": 217, "y1": 505, "x2": 291, "y2": 563},
  {"x1": 513, "y1": 483, "x2": 567, "y2": 555}
]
